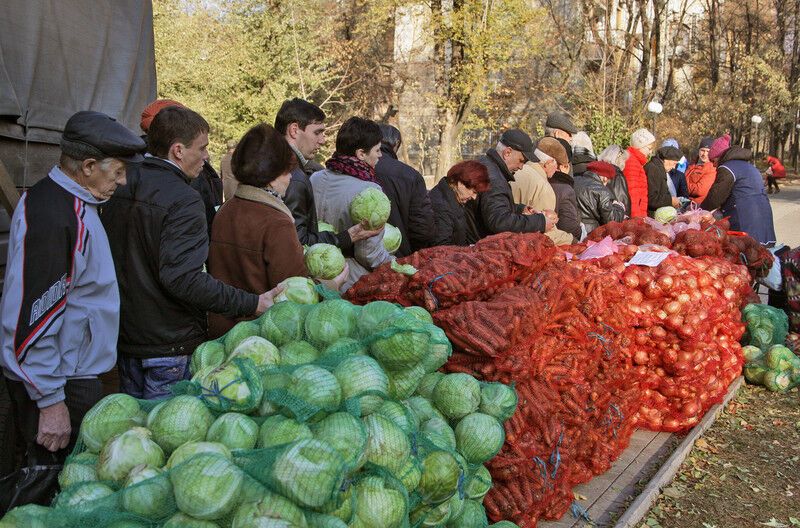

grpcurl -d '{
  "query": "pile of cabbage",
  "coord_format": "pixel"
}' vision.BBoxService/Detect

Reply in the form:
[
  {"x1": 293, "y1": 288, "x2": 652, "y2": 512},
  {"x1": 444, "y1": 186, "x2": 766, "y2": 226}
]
[
  {"x1": 743, "y1": 344, "x2": 800, "y2": 392},
  {"x1": 1, "y1": 299, "x2": 518, "y2": 528}
]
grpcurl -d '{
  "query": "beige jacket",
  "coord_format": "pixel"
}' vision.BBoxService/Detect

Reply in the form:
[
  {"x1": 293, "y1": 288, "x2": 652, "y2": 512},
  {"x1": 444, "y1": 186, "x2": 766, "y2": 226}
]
[{"x1": 509, "y1": 162, "x2": 574, "y2": 245}]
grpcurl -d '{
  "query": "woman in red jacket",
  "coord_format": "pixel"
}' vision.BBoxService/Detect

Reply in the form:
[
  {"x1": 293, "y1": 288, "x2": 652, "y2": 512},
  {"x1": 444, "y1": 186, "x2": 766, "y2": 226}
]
[
  {"x1": 765, "y1": 154, "x2": 786, "y2": 194},
  {"x1": 686, "y1": 137, "x2": 717, "y2": 205},
  {"x1": 623, "y1": 128, "x2": 656, "y2": 217}
]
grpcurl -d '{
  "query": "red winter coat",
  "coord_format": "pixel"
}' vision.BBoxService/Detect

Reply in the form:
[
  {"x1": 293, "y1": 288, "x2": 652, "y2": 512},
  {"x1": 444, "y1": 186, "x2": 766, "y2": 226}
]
[
  {"x1": 685, "y1": 162, "x2": 717, "y2": 205},
  {"x1": 623, "y1": 147, "x2": 649, "y2": 217},
  {"x1": 767, "y1": 156, "x2": 786, "y2": 179}
]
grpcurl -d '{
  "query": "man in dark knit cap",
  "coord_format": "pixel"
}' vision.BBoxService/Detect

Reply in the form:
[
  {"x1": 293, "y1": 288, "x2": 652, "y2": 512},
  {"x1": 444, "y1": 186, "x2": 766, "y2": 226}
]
[{"x1": 0, "y1": 111, "x2": 144, "y2": 502}]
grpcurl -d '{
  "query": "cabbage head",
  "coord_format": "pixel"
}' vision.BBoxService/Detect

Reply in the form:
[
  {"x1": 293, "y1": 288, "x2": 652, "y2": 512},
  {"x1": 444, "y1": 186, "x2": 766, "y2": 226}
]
[
  {"x1": 318, "y1": 221, "x2": 337, "y2": 233},
  {"x1": 418, "y1": 450, "x2": 461, "y2": 504},
  {"x1": 311, "y1": 412, "x2": 368, "y2": 471},
  {"x1": 420, "y1": 417, "x2": 456, "y2": 451},
  {"x1": 397, "y1": 457, "x2": 422, "y2": 492},
  {"x1": 404, "y1": 306, "x2": 433, "y2": 324},
  {"x1": 357, "y1": 301, "x2": 403, "y2": 337},
  {"x1": 305, "y1": 243, "x2": 346, "y2": 280},
  {"x1": 305, "y1": 300, "x2": 358, "y2": 348},
  {"x1": 766, "y1": 345, "x2": 798, "y2": 371},
  {"x1": 455, "y1": 412, "x2": 505, "y2": 464},
  {"x1": 258, "y1": 370, "x2": 291, "y2": 416},
  {"x1": 323, "y1": 337, "x2": 367, "y2": 358},
  {"x1": 306, "y1": 512, "x2": 347, "y2": 528},
  {"x1": 58, "y1": 452, "x2": 98, "y2": 489},
  {"x1": 54, "y1": 481, "x2": 116, "y2": 512},
  {"x1": 97, "y1": 427, "x2": 165, "y2": 484},
  {"x1": 388, "y1": 363, "x2": 426, "y2": 400},
  {"x1": 349, "y1": 187, "x2": 391, "y2": 229},
  {"x1": 349, "y1": 476, "x2": 406, "y2": 528},
  {"x1": 376, "y1": 400, "x2": 418, "y2": 435},
  {"x1": 162, "y1": 513, "x2": 219, "y2": 528},
  {"x1": 333, "y1": 355, "x2": 389, "y2": 415},
  {"x1": 260, "y1": 301, "x2": 310, "y2": 346},
  {"x1": 276, "y1": 277, "x2": 320, "y2": 305},
  {"x1": 383, "y1": 224, "x2": 401, "y2": 254},
  {"x1": 147, "y1": 395, "x2": 214, "y2": 454},
  {"x1": 370, "y1": 314, "x2": 430, "y2": 371},
  {"x1": 742, "y1": 345, "x2": 764, "y2": 363},
  {"x1": 464, "y1": 464, "x2": 492, "y2": 500},
  {"x1": 363, "y1": 414, "x2": 411, "y2": 474},
  {"x1": 190, "y1": 340, "x2": 226, "y2": 375},
  {"x1": 446, "y1": 499, "x2": 487, "y2": 527},
  {"x1": 121, "y1": 465, "x2": 174, "y2": 519},
  {"x1": 287, "y1": 365, "x2": 342, "y2": 420},
  {"x1": 0, "y1": 504, "x2": 50, "y2": 528},
  {"x1": 231, "y1": 490, "x2": 308, "y2": 527},
  {"x1": 257, "y1": 415, "x2": 313, "y2": 448},
  {"x1": 479, "y1": 382, "x2": 518, "y2": 422},
  {"x1": 654, "y1": 206, "x2": 678, "y2": 223},
  {"x1": 197, "y1": 359, "x2": 263, "y2": 413},
  {"x1": 79, "y1": 393, "x2": 142, "y2": 453},
  {"x1": 415, "y1": 372, "x2": 444, "y2": 400},
  {"x1": 170, "y1": 453, "x2": 243, "y2": 520},
  {"x1": 422, "y1": 326, "x2": 452, "y2": 373},
  {"x1": 206, "y1": 413, "x2": 259, "y2": 450},
  {"x1": 403, "y1": 396, "x2": 445, "y2": 424},
  {"x1": 433, "y1": 373, "x2": 481, "y2": 420},
  {"x1": 279, "y1": 340, "x2": 320, "y2": 366},
  {"x1": 228, "y1": 336, "x2": 280, "y2": 368},
  {"x1": 271, "y1": 439, "x2": 346, "y2": 508},
  {"x1": 166, "y1": 441, "x2": 232, "y2": 469},
  {"x1": 224, "y1": 320, "x2": 261, "y2": 355},
  {"x1": 316, "y1": 486, "x2": 354, "y2": 523}
]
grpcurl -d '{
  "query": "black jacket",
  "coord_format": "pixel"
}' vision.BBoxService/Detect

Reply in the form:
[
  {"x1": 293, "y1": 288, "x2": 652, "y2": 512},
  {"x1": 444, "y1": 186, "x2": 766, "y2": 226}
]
[
  {"x1": 574, "y1": 171, "x2": 626, "y2": 233},
  {"x1": 428, "y1": 178, "x2": 475, "y2": 246},
  {"x1": 607, "y1": 167, "x2": 631, "y2": 216},
  {"x1": 701, "y1": 147, "x2": 744, "y2": 211},
  {"x1": 375, "y1": 144, "x2": 434, "y2": 256},
  {"x1": 645, "y1": 157, "x2": 673, "y2": 215},
  {"x1": 283, "y1": 152, "x2": 354, "y2": 255},
  {"x1": 190, "y1": 160, "x2": 223, "y2": 240},
  {"x1": 471, "y1": 149, "x2": 545, "y2": 238},
  {"x1": 101, "y1": 157, "x2": 258, "y2": 358},
  {"x1": 549, "y1": 171, "x2": 581, "y2": 240},
  {"x1": 572, "y1": 150, "x2": 595, "y2": 177}
]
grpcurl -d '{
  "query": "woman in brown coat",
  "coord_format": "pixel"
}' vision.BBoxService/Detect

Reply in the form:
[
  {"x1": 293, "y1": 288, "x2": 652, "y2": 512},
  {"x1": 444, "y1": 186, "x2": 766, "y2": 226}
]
[{"x1": 207, "y1": 123, "x2": 308, "y2": 337}]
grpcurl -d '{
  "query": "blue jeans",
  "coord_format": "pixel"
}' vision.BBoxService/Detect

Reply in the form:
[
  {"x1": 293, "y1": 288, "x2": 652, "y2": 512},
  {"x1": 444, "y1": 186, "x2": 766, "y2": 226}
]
[{"x1": 117, "y1": 356, "x2": 191, "y2": 400}]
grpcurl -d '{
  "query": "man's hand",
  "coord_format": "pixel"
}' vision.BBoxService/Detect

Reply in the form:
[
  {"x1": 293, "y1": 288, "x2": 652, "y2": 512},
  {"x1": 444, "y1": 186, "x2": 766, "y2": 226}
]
[
  {"x1": 671, "y1": 196, "x2": 681, "y2": 208},
  {"x1": 347, "y1": 220, "x2": 384, "y2": 243},
  {"x1": 543, "y1": 210, "x2": 559, "y2": 231},
  {"x1": 319, "y1": 262, "x2": 350, "y2": 292},
  {"x1": 255, "y1": 284, "x2": 284, "y2": 315},
  {"x1": 37, "y1": 400, "x2": 71, "y2": 452},
  {"x1": 522, "y1": 206, "x2": 537, "y2": 216}
]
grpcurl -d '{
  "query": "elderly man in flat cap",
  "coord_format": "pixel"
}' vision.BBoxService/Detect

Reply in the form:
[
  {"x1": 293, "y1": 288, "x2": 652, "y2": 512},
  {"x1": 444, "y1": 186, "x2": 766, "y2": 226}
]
[
  {"x1": 0, "y1": 111, "x2": 144, "y2": 488},
  {"x1": 544, "y1": 111, "x2": 579, "y2": 144}
]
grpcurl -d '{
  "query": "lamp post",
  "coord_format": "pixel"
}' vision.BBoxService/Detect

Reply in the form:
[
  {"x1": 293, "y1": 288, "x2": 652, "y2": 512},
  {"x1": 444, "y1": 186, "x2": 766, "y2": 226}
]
[
  {"x1": 751, "y1": 114, "x2": 762, "y2": 155},
  {"x1": 647, "y1": 101, "x2": 663, "y2": 134}
]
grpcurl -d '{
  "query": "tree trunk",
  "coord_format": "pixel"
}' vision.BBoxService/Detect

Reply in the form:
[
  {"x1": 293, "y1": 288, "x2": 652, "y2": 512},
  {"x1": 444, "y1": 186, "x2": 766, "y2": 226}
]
[
  {"x1": 635, "y1": 0, "x2": 652, "y2": 91},
  {"x1": 708, "y1": 0, "x2": 719, "y2": 86},
  {"x1": 435, "y1": 109, "x2": 461, "y2": 182}
]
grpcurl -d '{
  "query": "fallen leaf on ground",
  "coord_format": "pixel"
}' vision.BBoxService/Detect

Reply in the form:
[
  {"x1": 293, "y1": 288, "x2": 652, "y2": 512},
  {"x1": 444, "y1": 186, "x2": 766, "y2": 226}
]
[{"x1": 761, "y1": 518, "x2": 788, "y2": 527}]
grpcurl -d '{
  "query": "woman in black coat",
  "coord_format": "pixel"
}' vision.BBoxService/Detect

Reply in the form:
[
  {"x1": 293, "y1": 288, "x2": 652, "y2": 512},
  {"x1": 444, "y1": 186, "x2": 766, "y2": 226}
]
[
  {"x1": 429, "y1": 160, "x2": 490, "y2": 246},
  {"x1": 574, "y1": 161, "x2": 626, "y2": 234}
]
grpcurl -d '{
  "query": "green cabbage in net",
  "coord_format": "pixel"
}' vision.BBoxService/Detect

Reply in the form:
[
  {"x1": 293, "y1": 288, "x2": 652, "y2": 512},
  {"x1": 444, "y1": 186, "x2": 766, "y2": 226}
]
[
  {"x1": 305, "y1": 300, "x2": 358, "y2": 348},
  {"x1": 455, "y1": 412, "x2": 505, "y2": 464},
  {"x1": 446, "y1": 498, "x2": 487, "y2": 527},
  {"x1": 349, "y1": 475, "x2": 406, "y2": 528},
  {"x1": 305, "y1": 243, "x2": 346, "y2": 280},
  {"x1": 275, "y1": 277, "x2": 320, "y2": 305},
  {"x1": 349, "y1": 188, "x2": 391, "y2": 230},
  {"x1": 58, "y1": 452, "x2": 98, "y2": 490},
  {"x1": 403, "y1": 396, "x2": 445, "y2": 424},
  {"x1": 206, "y1": 412, "x2": 259, "y2": 450},
  {"x1": 121, "y1": 465, "x2": 174, "y2": 519},
  {"x1": 78, "y1": 393, "x2": 142, "y2": 453},
  {"x1": 311, "y1": 412, "x2": 368, "y2": 472},
  {"x1": 388, "y1": 363, "x2": 426, "y2": 400},
  {"x1": 166, "y1": 441, "x2": 232, "y2": 469},
  {"x1": 224, "y1": 320, "x2": 261, "y2": 355},
  {"x1": 162, "y1": 513, "x2": 220, "y2": 527},
  {"x1": 422, "y1": 326, "x2": 452, "y2": 373},
  {"x1": 418, "y1": 450, "x2": 461, "y2": 504},
  {"x1": 370, "y1": 315, "x2": 430, "y2": 371},
  {"x1": 190, "y1": 341, "x2": 226, "y2": 376},
  {"x1": 271, "y1": 439, "x2": 347, "y2": 509},
  {"x1": 415, "y1": 372, "x2": 444, "y2": 400},
  {"x1": 322, "y1": 337, "x2": 367, "y2": 358},
  {"x1": 363, "y1": 414, "x2": 411, "y2": 474},
  {"x1": 280, "y1": 341, "x2": 320, "y2": 366},
  {"x1": 433, "y1": 373, "x2": 481, "y2": 420},
  {"x1": 258, "y1": 415, "x2": 313, "y2": 448},
  {"x1": 479, "y1": 382, "x2": 518, "y2": 422},
  {"x1": 197, "y1": 359, "x2": 263, "y2": 413},
  {"x1": 260, "y1": 302, "x2": 310, "y2": 346},
  {"x1": 231, "y1": 489, "x2": 309, "y2": 527},
  {"x1": 228, "y1": 336, "x2": 280, "y2": 368},
  {"x1": 147, "y1": 395, "x2": 214, "y2": 454},
  {"x1": 97, "y1": 427, "x2": 165, "y2": 484},
  {"x1": 404, "y1": 306, "x2": 433, "y2": 324},
  {"x1": 357, "y1": 301, "x2": 404, "y2": 337},
  {"x1": 0, "y1": 504, "x2": 49, "y2": 528},
  {"x1": 54, "y1": 481, "x2": 116, "y2": 512},
  {"x1": 464, "y1": 464, "x2": 492, "y2": 500},
  {"x1": 286, "y1": 365, "x2": 343, "y2": 421},
  {"x1": 333, "y1": 355, "x2": 388, "y2": 416},
  {"x1": 420, "y1": 416, "x2": 456, "y2": 451},
  {"x1": 375, "y1": 400, "x2": 418, "y2": 435},
  {"x1": 170, "y1": 453, "x2": 243, "y2": 520}
]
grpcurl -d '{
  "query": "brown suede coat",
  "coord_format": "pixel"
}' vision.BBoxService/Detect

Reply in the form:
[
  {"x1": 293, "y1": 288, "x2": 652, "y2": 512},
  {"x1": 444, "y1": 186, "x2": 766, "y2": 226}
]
[{"x1": 208, "y1": 185, "x2": 308, "y2": 337}]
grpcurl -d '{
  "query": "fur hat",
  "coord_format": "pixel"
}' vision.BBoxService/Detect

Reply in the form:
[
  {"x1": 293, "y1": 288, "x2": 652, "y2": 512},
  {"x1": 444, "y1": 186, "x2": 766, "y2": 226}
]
[
  {"x1": 536, "y1": 137, "x2": 569, "y2": 166},
  {"x1": 630, "y1": 128, "x2": 656, "y2": 149},
  {"x1": 708, "y1": 133, "x2": 731, "y2": 161},
  {"x1": 587, "y1": 160, "x2": 617, "y2": 180}
]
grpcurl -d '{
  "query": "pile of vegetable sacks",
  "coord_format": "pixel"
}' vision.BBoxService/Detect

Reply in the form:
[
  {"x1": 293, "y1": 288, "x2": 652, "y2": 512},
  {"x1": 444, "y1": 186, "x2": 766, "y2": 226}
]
[
  {"x1": 346, "y1": 232, "x2": 754, "y2": 526},
  {"x1": 743, "y1": 344, "x2": 800, "y2": 392},
  {"x1": 0, "y1": 298, "x2": 518, "y2": 528}
]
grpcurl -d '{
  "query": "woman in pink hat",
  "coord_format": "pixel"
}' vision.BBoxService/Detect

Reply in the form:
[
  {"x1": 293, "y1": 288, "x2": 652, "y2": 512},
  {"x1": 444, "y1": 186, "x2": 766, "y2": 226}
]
[{"x1": 702, "y1": 133, "x2": 776, "y2": 244}]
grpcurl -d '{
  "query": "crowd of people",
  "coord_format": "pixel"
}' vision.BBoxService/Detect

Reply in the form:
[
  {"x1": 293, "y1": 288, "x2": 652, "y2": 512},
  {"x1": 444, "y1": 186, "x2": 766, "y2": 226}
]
[{"x1": 0, "y1": 97, "x2": 782, "y2": 502}]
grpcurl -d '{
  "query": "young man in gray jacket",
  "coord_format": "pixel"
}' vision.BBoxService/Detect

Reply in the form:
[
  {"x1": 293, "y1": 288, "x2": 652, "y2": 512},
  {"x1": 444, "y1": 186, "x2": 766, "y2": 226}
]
[{"x1": 0, "y1": 111, "x2": 144, "y2": 465}]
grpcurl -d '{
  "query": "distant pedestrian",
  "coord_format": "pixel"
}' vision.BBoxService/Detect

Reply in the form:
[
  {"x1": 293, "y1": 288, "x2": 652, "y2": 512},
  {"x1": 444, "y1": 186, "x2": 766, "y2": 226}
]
[{"x1": 764, "y1": 154, "x2": 786, "y2": 194}]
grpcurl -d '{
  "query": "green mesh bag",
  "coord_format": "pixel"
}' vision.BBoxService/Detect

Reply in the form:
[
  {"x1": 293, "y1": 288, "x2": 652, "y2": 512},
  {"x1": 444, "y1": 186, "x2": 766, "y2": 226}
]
[
  {"x1": 742, "y1": 303, "x2": 790, "y2": 350},
  {"x1": 2, "y1": 298, "x2": 517, "y2": 528}
]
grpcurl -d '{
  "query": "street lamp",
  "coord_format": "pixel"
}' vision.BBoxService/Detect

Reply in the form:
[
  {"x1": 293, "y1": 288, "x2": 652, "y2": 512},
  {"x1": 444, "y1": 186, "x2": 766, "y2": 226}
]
[
  {"x1": 647, "y1": 101, "x2": 663, "y2": 133},
  {"x1": 751, "y1": 114, "x2": 762, "y2": 154}
]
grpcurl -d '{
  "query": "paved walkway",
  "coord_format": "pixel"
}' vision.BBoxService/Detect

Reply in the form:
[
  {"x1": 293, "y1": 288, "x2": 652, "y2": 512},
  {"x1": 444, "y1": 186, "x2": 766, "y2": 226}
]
[{"x1": 769, "y1": 179, "x2": 800, "y2": 248}]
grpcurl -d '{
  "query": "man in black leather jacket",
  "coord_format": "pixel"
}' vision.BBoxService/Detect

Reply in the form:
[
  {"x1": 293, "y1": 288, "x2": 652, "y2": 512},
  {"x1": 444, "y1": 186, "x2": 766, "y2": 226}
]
[
  {"x1": 276, "y1": 98, "x2": 377, "y2": 254},
  {"x1": 101, "y1": 107, "x2": 276, "y2": 399}
]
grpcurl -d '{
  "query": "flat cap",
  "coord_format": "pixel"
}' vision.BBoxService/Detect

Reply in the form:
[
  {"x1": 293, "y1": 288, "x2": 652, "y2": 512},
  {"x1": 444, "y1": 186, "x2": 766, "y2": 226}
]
[
  {"x1": 545, "y1": 112, "x2": 578, "y2": 135},
  {"x1": 536, "y1": 137, "x2": 569, "y2": 166},
  {"x1": 61, "y1": 111, "x2": 146, "y2": 163},
  {"x1": 500, "y1": 128, "x2": 537, "y2": 162}
]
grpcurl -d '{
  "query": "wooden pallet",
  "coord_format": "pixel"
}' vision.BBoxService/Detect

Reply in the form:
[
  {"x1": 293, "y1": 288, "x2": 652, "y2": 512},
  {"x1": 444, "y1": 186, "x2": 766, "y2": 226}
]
[{"x1": 539, "y1": 377, "x2": 744, "y2": 528}]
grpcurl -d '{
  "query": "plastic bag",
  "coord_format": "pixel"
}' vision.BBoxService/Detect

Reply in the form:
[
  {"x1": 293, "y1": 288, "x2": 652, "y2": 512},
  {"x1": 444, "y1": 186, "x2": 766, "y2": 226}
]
[
  {"x1": 577, "y1": 237, "x2": 619, "y2": 260},
  {"x1": 0, "y1": 464, "x2": 61, "y2": 514},
  {"x1": 757, "y1": 247, "x2": 782, "y2": 291}
]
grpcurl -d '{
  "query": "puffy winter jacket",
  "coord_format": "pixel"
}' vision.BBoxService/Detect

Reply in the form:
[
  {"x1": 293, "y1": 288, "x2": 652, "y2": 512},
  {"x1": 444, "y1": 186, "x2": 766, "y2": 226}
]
[
  {"x1": 574, "y1": 170, "x2": 626, "y2": 234},
  {"x1": 686, "y1": 162, "x2": 717, "y2": 205},
  {"x1": 644, "y1": 156, "x2": 674, "y2": 216},
  {"x1": 607, "y1": 166, "x2": 631, "y2": 216},
  {"x1": 767, "y1": 156, "x2": 786, "y2": 179},
  {"x1": 623, "y1": 147, "x2": 649, "y2": 217}
]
